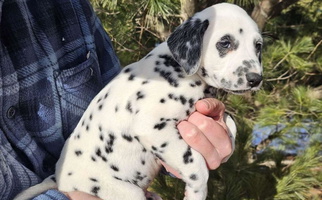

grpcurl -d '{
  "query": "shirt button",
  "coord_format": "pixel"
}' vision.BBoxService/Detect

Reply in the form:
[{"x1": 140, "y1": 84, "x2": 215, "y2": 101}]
[{"x1": 7, "y1": 106, "x2": 16, "y2": 119}]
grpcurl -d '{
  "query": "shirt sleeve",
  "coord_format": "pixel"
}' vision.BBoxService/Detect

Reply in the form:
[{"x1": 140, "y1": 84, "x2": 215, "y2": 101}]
[{"x1": 31, "y1": 190, "x2": 69, "y2": 200}]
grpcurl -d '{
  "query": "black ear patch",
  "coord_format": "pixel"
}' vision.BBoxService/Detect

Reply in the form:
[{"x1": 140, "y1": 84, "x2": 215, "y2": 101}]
[{"x1": 167, "y1": 18, "x2": 209, "y2": 76}]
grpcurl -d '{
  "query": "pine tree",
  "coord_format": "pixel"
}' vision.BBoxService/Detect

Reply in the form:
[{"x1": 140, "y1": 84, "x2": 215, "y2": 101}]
[{"x1": 91, "y1": 0, "x2": 322, "y2": 199}]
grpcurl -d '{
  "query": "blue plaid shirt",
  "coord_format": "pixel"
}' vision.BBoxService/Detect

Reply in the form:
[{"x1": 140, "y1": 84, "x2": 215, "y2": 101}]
[{"x1": 0, "y1": 0, "x2": 121, "y2": 199}]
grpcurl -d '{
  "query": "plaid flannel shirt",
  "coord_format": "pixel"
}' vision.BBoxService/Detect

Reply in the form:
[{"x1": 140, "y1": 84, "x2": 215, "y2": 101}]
[{"x1": 0, "y1": 0, "x2": 121, "y2": 199}]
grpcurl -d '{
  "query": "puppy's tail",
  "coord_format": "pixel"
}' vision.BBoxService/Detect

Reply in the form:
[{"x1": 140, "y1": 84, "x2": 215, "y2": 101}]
[{"x1": 14, "y1": 175, "x2": 57, "y2": 200}]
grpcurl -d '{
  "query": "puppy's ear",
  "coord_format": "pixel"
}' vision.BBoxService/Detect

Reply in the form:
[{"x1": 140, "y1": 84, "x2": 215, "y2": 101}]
[{"x1": 167, "y1": 18, "x2": 209, "y2": 76}]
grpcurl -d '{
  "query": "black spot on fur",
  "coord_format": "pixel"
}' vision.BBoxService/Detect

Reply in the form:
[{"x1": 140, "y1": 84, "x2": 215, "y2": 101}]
[
  {"x1": 142, "y1": 80, "x2": 149, "y2": 85},
  {"x1": 128, "y1": 74, "x2": 135, "y2": 81},
  {"x1": 122, "y1": 134, "x2": 133, "y2": 142},
  {"x1": 161, "y1": 142, "x2": 168, "y2": 148},
  {"x1": 190, "y1": 174, "x2": 198, "y2": 181},
  {"x1": 240, "y1": 28, "x2": 243, "y2": 34},
  {"x1": 101, "y1": 156, "x2": 107, "y2": 162},
  {"x1": 68, "y1": 172, "x2": 73, "y2": 176},
  {"x1": 124, "y1": 68, "x2": 131, "y2": 73},
  {"x1": 91, "y1": 156, "x2": 96, "y2": 162},
  {"x1": 126, "y1": 101, "x2": 133, "y2": 113},
  {"x1": 96, "y1": 148, "x2": 102, "y2": 157},
  {"x1": 105, "y1": 133, "x2": 115, "y2": 154},
  {"x1": 134, "y1": 171, "x2": 146, "y2": 182},
  {"x1": 98, "y1": 104, "x2": 103, "y2": 110},
  {"x1": 243, "y1": 60, "x2": 253, "y2": 69},
  {"x1": 90, "y1": 178, "x2": 98, "y2": 182},
  {"x1": 141, "y1": 160, "x2": 146, "y2": 165},
  {"x1": 97, "y1": 98, "x2": 102, "y2": 103},
  {"x1": 136, "y1": 91, "x2": 145, "y2": 100},
  {"x1": 110, "y1": 165, "x2": 119, "y2": 172},
  {"x1": 176, "y1": 130, "x2": 183, "y2": 140},
  {"x1": 216, "y1": 34, "x2": 239, "y2": 58},
  {"x1": 179, "y1": 95, "x2": 187, "y2": 105},
  {"x1": 183, "y1": 147, "x2": 194, "y2": 164},
  {"x1": 159, "y1": 54, "x2": 180, "y2": 68},
  {"x1": 134, "y1": 136, "x2": 140, "y2": 142},
  {"x1": 104, "y1": 92, "x2": 109, "y2": 99},
  {"x1": 237, "y1": 78, "x2": 244, "y2": 85},
  {"x1": 113, "y1": 176, "x2": 122, "y2": 181},
  {"x1": 154, "y1": 122, "x2": 167, "y2": 130},
  {"x1": 152, "y1": 146, "x2": 158, "y2": 151},
  {"x1": 154, "y1": 67, "x2": 160, "y2": 72},
  {"x1": 159, "y1": 69, "x2": 178, "y2": 87},
  {"x1": 91, "y1": 186, "x2": 100, "y2": 195},
  {"x1": 105, "y1": 145, "x2": 113, "y2": 154},
  {"x1": 74, "y1": 134, "x2": 80, "y2": 140},
  {"x1": 75, "y1": 150, "x2": 82, "y2": 156},
  {"x1": 195, "y1": 80, "x2": 202, "y2": 86},
  {"x1": 115, "y1": 105, "x2": 118, "y2": 112},
  {"x1": 99, "y1": 134, "x2": 104, "y2": 141},
  {"x1": 201, "y1": 67, "x2": 208, "y2": 77},
  {"x1": 188, "y1": 98, "x2": 195, "y2": 108},
  {"x1": 160, "y1": 98, "x2": 166, "y2": 103}
]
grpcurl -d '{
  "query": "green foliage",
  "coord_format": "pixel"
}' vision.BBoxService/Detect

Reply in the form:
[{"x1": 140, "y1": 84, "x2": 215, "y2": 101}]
[
  {"x1": 90, "y1": 0, "x2": 322, "y2": 199},
  {"x1": 91, "y1": 0, "x2": 180, "y2": 66},
  {"x1": 274, "y1": 145, "x2": 322, "y2": 200}
]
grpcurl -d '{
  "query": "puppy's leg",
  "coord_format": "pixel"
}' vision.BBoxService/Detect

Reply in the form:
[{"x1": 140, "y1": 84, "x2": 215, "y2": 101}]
[{"x1": 135, "y1": 120, "x2": 208, "y2": 200}]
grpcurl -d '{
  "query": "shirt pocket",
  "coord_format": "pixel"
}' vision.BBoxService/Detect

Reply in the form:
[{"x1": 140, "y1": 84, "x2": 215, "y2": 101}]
[{"x1": 55, "y1": 50, "x2": 104, "y2": 138}]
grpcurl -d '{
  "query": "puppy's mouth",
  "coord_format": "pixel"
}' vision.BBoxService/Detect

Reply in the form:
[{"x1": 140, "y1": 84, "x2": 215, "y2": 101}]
[
  {"x1": 224, "y1": 86, "x2": 261, "y2": 95},
  {"x1": 224, "y1": 89, "x2": 251, "y2": 95}
]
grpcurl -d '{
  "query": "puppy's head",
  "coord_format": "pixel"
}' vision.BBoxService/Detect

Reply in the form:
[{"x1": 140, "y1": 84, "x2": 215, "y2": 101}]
[{"x1": 168, "y1": 3, "x2": 263, "y2": 94}]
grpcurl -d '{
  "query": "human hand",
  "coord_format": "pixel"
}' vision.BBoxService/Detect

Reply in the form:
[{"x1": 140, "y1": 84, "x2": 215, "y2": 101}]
[{"x1": 161, "y1": 98, "x2": 234, "y2": 178}]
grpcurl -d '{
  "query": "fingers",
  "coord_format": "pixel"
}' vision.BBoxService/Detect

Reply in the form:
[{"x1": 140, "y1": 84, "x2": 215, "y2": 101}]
[
  {"x1": 164, "y1": 98, "x2": 234, "y2": 175},
  {"x1": 188, "y1": 112, "x2": 232, "y2": 159},
  {"x1": 177, "y1": 120, "x2": 222, "y2": 170},
  {"x1": 177, "y1": 98, "x2": 233, "y2": 169},
  {"x1": 194, "y1": 98, "x2": 225, "y2": 120}
]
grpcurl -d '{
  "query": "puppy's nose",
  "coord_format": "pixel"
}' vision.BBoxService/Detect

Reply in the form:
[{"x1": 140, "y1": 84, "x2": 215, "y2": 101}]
[{"x1": 246, "y1": 73, "x2": 262, "y2": 87}]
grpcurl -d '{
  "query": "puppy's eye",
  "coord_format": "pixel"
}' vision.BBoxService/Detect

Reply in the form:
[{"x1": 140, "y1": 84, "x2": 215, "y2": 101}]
[
  {"x1": 219, "y1": 40, "x2": 231, "y2": 48},
  {"x1": 255, "y1": 42, "x2": 262, "y2": 53}
]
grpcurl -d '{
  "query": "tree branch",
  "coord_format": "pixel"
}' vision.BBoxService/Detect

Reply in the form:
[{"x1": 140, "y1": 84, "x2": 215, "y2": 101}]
[{"x1": 251, "y1": 0, "x2": 300, "y2": 31}]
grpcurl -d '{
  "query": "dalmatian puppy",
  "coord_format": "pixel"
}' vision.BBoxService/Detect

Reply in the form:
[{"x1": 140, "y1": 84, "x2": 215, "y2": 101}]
[{"x1": 15, "y1": 3, "x2": 263, "y2": 200}]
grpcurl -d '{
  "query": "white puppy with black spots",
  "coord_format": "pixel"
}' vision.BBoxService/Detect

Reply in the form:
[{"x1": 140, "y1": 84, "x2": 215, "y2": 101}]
[{"x1": 15, "y1": 3, "x2": 263, "y2": 200}]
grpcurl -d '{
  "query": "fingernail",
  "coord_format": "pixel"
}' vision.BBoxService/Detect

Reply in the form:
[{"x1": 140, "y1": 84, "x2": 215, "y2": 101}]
[{"x1": 202, "y1": 99, "x2": 210, "y2": 109}]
